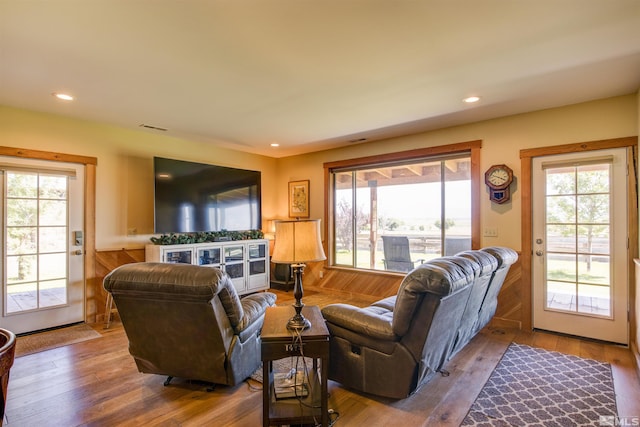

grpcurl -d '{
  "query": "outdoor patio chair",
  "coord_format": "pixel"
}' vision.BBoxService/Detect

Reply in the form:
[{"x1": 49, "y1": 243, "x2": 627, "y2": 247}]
[{"x1": 381, "y1": 235, "x2": 424, "y2": 273}]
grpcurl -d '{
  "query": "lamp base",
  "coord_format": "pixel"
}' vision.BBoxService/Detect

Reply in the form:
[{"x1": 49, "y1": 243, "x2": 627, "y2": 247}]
[
  {"x1": 286, "y1": 264, "x2": 311, "y2": 331},
  {"x1": 286, "y1": 314, "x2": 311, "y2": 331}
]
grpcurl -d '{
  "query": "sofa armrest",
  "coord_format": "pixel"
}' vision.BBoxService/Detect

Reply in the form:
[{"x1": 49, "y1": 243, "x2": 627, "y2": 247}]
[
  {"x1": 322, "y1": 303, "x2": 396, "y2": 341},
  {"x1": 234, "y1": 292, "x2": 277, "y2": 333}
]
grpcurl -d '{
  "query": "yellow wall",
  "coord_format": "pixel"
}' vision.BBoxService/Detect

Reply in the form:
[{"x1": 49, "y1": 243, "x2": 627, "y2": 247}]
[
  {"x1": 1, "y1": 94, "x2": 639, "y2": 350},
  {"x1": 1, "y1": 95, "x2": 637, "y2": 252},
  {"x1": 274, "y1": 94, "x2": 638, "y2": 251},
  {"x1": 273, "y1": 92, "x2": 637, "y2": 358},
  {"x1": 0, "y1": 105, "x2": 279, "y2": 250}
]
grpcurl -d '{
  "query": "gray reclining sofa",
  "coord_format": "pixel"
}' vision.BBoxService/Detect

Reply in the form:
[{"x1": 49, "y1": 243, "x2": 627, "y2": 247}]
[{"x1": 321, "y1": 247, "x2": 518, "y2": 399}]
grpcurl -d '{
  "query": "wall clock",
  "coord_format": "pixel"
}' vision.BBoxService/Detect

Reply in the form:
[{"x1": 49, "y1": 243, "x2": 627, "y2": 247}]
[{"x1": 484, "y1": 164, "x2": 514, "y2": 204}]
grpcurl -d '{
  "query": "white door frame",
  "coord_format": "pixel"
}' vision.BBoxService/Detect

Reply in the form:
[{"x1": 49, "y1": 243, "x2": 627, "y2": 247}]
[
  {"x1": 0, "y1": 158, "x2": 85, "y2": 334},
  {"x1": 520, "y1": 137, "x2": 638, "y2": 336},
  {"x1": 0, "y1": 146, "x2": 97, "y2": 325},
  {"x1": 531, "y1": 148, "x2": 628, "y2": 344}
]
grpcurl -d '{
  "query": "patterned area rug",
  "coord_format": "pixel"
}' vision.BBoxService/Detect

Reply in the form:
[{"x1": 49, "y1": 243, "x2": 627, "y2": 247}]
[
  {"x1": 15, "y1": 323, "x2": 102, "y2": 357},
  {"x1": 462, "y1": 343, "x2": 617, "y2": 426}
]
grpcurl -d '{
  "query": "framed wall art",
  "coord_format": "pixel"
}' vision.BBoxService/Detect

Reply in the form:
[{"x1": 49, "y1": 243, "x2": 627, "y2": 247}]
[{"x1": 288, "y1": 180, "x2": 310, "y2": 218}]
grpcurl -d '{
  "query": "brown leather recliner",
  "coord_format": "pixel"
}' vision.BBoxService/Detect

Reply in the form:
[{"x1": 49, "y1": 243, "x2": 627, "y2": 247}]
[
  {"x1": 0, "y1": 328, "x2": 16, "y2": 426},
  {"x1": 103, "y1": 262, "x2": 276, "y2": 387}
]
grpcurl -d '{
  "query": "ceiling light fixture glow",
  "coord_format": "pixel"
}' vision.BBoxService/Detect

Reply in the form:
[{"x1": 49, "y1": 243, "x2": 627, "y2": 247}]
[
  {"x1": 270, "y1": 143, "x2": 280, "y2": 147},
  {"x1": 52, "y1": 92, "x2": 74, "y2": 101},
  {"x1": 463, "y1": 96, "x2": 480, "y2": 103}
]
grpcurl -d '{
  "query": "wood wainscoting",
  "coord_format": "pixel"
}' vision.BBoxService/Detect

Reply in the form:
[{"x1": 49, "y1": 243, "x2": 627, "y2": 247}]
[
  {"x1": 491, "y1": 255, "x2": 523, "y2": 329},
  {"x1": 93, "y1": 248, "x2": 145, "y2": 323},
  {"x1": 91, "y1": 249, "x2": 524, "y2": 330},
  {"x1": 312, "y1": 264, "x2": 401, "y2": 299},
  {"x1": 307, "y1": 254, "x2": 524, "y2": 329}
]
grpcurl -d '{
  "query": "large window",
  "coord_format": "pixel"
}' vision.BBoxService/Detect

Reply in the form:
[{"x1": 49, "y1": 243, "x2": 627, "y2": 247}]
[{"x1": 324, "y1": 142, "x2": 481, "y2": 273}]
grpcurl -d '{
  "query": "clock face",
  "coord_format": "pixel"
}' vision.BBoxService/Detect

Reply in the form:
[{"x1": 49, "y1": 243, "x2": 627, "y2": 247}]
[
  {"x1": 488, "y1": 169, "x2": 510, "y2": 186},
  {"x1": 485, "y1": 164, "x2": 513, "y2": 203}
]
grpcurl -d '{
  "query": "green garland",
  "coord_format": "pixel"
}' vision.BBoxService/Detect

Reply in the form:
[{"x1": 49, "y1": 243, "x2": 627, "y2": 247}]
[{"x1": 150, "y1": 229, "x2": 264, "y2": 245}]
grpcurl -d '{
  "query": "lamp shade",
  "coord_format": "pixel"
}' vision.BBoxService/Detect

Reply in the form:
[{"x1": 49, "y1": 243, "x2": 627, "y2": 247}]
[{"x1": 271, "y1": 219, "x2": 326, "y2": 263}]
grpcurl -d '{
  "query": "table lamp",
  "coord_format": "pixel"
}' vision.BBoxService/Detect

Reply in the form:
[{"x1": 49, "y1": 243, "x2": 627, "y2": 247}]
[{"x1": 271, "y1": 219, "x2": 326, "y2": 330}]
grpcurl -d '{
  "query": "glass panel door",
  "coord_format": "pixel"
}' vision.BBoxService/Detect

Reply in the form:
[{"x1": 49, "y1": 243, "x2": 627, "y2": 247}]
[
  {"x1": 544, "y1": 162, "x2": 612, "y2": 316},
  {"x1": 1, "y1": 159, "x2": 84, "y2": 334},
  {"x1": 532, "y1": 149, "x2": 628, "y2": 344},
  {"x1": 5, "y1": 172, "x2": 68, "y2": 312}
]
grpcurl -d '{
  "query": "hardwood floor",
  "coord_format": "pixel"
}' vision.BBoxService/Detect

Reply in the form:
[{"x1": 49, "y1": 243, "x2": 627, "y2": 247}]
[{"x1": 7, "y1": 288, "x2": 640, "y2": 427}]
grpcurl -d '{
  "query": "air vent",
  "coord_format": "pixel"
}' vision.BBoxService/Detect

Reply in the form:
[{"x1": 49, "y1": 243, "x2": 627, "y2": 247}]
[{"x1": 139, "y1": 124, "x2": 168, "y2": 132}]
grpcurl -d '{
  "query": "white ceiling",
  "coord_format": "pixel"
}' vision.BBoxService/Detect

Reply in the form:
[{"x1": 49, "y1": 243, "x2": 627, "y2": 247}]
[{"x1": 1, "y1": 1, "x2": 639, "y2": 158}]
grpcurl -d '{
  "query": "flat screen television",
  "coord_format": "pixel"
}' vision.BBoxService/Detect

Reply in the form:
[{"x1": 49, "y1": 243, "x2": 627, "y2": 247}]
[{"x1": 153, "y1": 157, "x2": 261, "y2": 234}]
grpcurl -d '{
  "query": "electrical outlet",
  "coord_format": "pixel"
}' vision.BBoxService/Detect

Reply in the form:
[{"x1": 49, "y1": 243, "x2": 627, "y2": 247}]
[{"x1": 484, "y1": 227, "x2": 498, "y2": 237}]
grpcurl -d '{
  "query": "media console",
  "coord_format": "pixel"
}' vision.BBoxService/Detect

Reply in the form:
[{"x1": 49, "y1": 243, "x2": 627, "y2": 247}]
[{"x1": 145, "y1": 239, "x2": 270, "y2": 295}]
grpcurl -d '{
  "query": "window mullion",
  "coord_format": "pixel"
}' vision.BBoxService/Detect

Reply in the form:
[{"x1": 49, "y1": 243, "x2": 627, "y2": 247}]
[
  {"x1": 440, "y1": 161, "x2": 446, "y2": 256},
  {"x1": 351, "y1": 172, "x2": 357, "y2": 268}
]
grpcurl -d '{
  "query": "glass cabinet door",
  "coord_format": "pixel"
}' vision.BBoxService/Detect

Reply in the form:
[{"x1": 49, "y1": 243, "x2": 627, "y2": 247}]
[
  {"x1": 163, "y1": 249, "x2": 193, "y2": 264},
  {"x1": 247, "y1": 241, "x2": 268, "y2": 290},
  {"x1": 223, "y1": 244, "x2": 245, "y2": 292},
  {"x1": 248, "y1": 243, "x2": 266, "y2": 259},
  {"x1": 198, "y1": 247, "x2": 221, "y2": 266},
  {"x1": 224, "y1": 245, "x2": 244, "y2": 263},
  {"x1": 149, "y1": 240, "x2": 270, "y2": 295}
]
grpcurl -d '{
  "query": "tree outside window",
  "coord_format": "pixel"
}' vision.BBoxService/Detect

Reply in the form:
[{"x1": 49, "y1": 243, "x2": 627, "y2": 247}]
[{"x1": 330, "y1": 153, "x2": 473, "y2": 272}]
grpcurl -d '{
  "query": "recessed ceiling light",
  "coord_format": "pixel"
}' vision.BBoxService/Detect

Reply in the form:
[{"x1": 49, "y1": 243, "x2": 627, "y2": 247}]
[
  {"x1": 52, "y1": 92, "x2": 74, "y2": 101},
  {"x1": 463, "y1": 96, "x2": 480, "y2": 103},
  {"x1": 270, "y1": 143, "x2": 280, "y2": 147}
]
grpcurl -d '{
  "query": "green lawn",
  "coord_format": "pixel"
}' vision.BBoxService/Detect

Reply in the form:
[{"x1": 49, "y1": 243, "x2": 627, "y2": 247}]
[{"x1": 335, "y1": 249, "x2": 440, "y2": 270}]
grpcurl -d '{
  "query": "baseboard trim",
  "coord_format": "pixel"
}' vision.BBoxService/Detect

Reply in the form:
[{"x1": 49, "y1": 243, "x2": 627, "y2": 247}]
[{"x1": 491, "y1": 317, "x2": 522, "y2": 330}]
